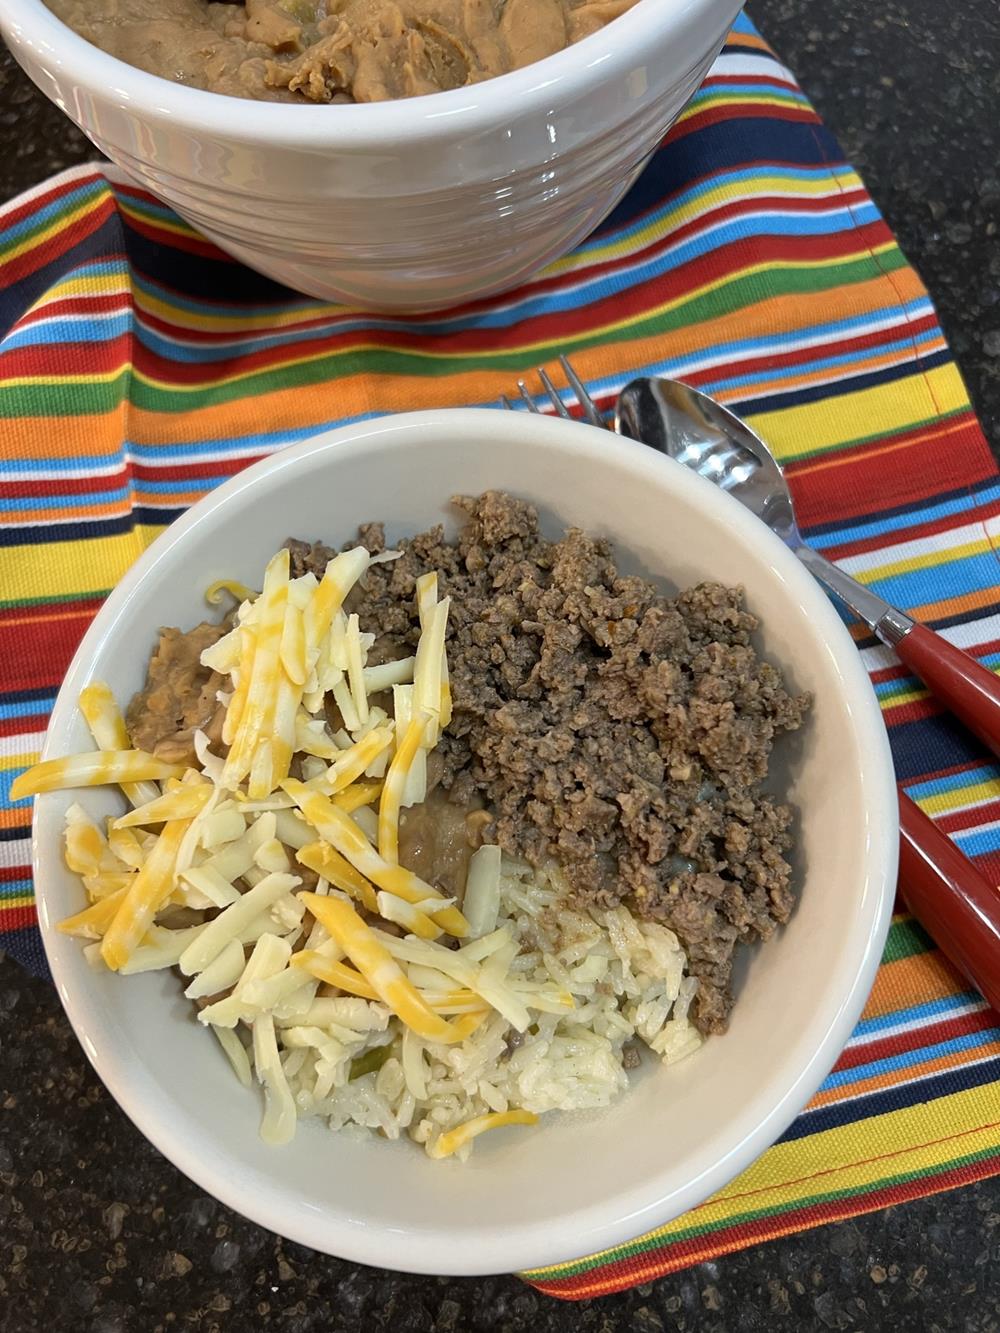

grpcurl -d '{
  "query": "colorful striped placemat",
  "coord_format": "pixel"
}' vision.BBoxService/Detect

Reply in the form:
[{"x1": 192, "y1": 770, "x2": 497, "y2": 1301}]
[{"x1": 2, "y1": 11, "x2": 999, "y2": 1299}]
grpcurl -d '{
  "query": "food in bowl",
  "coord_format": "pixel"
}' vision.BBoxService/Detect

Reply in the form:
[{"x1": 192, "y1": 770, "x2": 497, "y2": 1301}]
[
  {"x1": 43, "y1": 0, "x2": 641, "y2": 103},
  {"x1": 15, "y1": 491, "x2": 808, "y2": 1160}
]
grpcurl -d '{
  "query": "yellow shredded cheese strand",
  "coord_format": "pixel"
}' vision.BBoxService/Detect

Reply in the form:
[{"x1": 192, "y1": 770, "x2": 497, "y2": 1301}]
[
  {"x1": 326, "y1": 728, "x2": 393, "y2": 795},
  {"x1": 377, "y1": 713, "x2": 428, "y2": 864},
  {"x1": 376, "y1": 890, "x2": 441, "y2": 940},
  {"x1": 291, "y1": 952, "x2": 482, "y2": 1012},
  {"x1": 299, "y1": 894, "x2": 476, "y2": 1043},
  {"x1": 100, "y1": 815, "x2": 193, "y2": 969},
  {"x1": 279, "y1": 599, "x2": 307, "y2": 687},
  {"x1": 205, "y1": 578, "x2": 256, "y2": 606},
  {"x1": 57, "y1": 886, "x2": 130, "y2": 940},
  {"x1": 11, "y1": 750, "x2": 186, "y2": 800},
  {"x1": 222, "y1": 625, "x2": 256, "y2": 747},
  {"x1": 107, "y1": 824, "x2": 146, "y2": 870},
  {"x1": 113, "y1": 784, "x2": 213, "y2": 828},
  {"x1": 415, "y1": 572, "x2": 438, "y2": 628},
  {"x1": 296, "y1": 841, "x2": 378, "y2": 912},
  {"x1": 303, "y1": 547, "x2": 370, "y2": 653},
  {"x1": 283, "y1": 781, "x2": 468, "y2": 938},
  {"x1": 222, "y1": 548, "x2": 289, "y2": 794},
  {"x1": 78, "y1": 682, "x2": 160, "y2": 807},
  {"x1": 290, "y1": 951, "x2": 379, "y2": 1000},
  {"x1": 428, "y1": 1109, "x2": 539, "y2": 1160},
  {"x1": 332, "y1": 780, "x2": 382, "y2": 814}
]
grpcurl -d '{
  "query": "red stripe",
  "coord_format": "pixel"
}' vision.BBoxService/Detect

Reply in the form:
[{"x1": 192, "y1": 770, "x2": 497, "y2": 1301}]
[
  {"x1": 14, "y1": 288, "x2": 133, "y2": 328},
  {"x1": 0, "y1": 713, "x2": 47, "y2": 740},
  {"x1": 0, "y1": 864, "x2": 31, "y2": 884},
  {"x1": 833, "y1": 1007, "x2": 997, "y2": 1073},
  {"x1": 0, "y1": 195, "x2": 119, "y2": 293},
  {"x1": 0, "y1": 905, "x2": 38, "y2": 932},
  {"x1": 0, "y1": 170, "x2": 104, "y2": 235},
  {"x1": 936, "y1": 801, "x2": 1000, "y2": 835},
  {"x1": 670, "y1": 102, "x2": 820, "y2": 144},
  {"x1": 790, "y1": 415, "x2": 994, "y2": 529},
  {"x1": 0, "y1": 609, "x2": 97, "y2": 693}
]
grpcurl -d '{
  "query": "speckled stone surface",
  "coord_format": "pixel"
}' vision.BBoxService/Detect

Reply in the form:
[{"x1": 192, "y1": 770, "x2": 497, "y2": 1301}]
[{"x1": 1, "y1": 1, "x2": 999, "y2": 1329}]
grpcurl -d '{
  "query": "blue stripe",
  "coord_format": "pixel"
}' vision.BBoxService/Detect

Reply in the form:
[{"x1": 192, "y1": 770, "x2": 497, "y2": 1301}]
[
  {"x1": 0, "y1": 696, "x2": 54, "y2": 721},
  {"x1": 2, "y1": 312, "x2": 133, "y2": 350},
  {"x1": 852, "y1": 991, "x2": 981, "y2": 1037},
  {"x1": 0, "y1": 879, "x2": 32, "y2": 900},
  {"x1": 867, "y1": 547, "x2": 1000, "y2": 612},
  {"x1": 820, "y1": 1027, "x2": 1000, "y2": 1091},
  {"x1": 779, "y1": 1055, "x2": 1000, "y2": 1141},
  {"x1": 808, "y1": 480, "x2": 1000, "y2": 550},
  {"x1": 905, "y1": 765, "x2": 1000, "y2": 801},
  {"x1": 0, "y1": 179, "x2": 108, "y2": 248}
]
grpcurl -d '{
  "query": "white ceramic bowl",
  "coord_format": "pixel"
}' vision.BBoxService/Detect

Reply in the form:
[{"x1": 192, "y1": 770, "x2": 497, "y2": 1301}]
[
  {"x1": 32, "y1": 410, "x2": 897, "y2": 1275},
  {"x1": 2, "y1": 0, "x2": 742, "y2": 310}
]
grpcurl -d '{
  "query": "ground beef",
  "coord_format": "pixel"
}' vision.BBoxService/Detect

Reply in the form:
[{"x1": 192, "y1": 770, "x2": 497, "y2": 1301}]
[{"x1": 290, "y1": 492, "x2": 810, "y2": 1034}]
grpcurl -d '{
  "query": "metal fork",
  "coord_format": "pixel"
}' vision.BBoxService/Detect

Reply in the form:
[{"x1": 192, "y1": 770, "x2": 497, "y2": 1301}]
[{"x1": 500, "y1": 354, "x2": 609, "y2": 429}]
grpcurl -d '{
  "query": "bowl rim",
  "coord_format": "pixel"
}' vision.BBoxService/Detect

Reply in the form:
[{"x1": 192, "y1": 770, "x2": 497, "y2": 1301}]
[
  {"x1": 4, "y1": 0, "x2": 738, "y2": 146},
  {"x1": 31, "y1": 409, "x2": 899, "y2": 1275}
]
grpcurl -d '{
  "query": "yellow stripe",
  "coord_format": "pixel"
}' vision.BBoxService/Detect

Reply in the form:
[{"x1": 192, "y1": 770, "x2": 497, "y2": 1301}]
[
  {"x1": 0, "y1": 895, "x2": 35, "y2": 911},
  {"x1": 4, "y1": 194, "x2": 112, "y2": 266},
  {"x1": 526, "y1": 1084, "x2": 1000, "y2": 1276},
  {"x1": 857, "y1": 533, "x2": 1000, "y2": 586},
  {"x1": 751, "y1": 362, "x2": 969, "y2": 461},
  {"x1": 547, "y1": 171, "x2": 865, "y2": 276},
  {"x1": 914, "y1": 778, "x2": 1000, "y2": 816},
  {"x1": 4, "y1": 528, "x2": 164, "y2": 601}
]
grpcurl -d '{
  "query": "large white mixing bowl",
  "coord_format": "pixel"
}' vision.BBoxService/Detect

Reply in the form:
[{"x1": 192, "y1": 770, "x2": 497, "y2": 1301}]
[{"x1": 2, "y1": 0, "x2": 742, "y2": 310}]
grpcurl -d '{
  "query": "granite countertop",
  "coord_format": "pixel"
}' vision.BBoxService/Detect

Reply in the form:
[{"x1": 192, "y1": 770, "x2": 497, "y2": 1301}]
[{"x1": 1, "y1": 1, "x2": 999, "y2": 1329}]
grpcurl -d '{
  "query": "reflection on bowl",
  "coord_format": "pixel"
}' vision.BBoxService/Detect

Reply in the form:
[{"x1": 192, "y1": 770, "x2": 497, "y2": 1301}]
[{"x1": 3, "y1": 0, "x2": 742, "y2": 310}]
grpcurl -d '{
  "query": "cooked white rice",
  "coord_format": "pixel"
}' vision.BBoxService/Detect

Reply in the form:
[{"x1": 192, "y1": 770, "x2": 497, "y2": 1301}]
[{"x1": 229, "y1": 857, "x2": 701, "y2": 1160}]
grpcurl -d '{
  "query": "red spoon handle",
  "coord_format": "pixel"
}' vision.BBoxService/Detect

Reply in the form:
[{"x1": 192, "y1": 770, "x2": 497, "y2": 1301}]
[
  {"x1": 898, "y1": 790, "x2": 1000, "y2": 1013},
  {"x1": 895, "y1": 623, "x2": 1000, "y2": 759}
]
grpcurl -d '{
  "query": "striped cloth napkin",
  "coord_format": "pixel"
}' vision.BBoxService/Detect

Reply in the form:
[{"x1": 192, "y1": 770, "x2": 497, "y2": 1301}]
[{"x1": 2, "y1": 11, "x2": 999, "y2": 1300}]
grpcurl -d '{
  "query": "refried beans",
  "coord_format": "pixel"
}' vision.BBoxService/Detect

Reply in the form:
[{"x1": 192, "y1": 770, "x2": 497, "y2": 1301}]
[
  {"x1": 44, "y1": 0, "x2": 640, "y2": 104},
  {"x1": 127, "y1": 492, "x2": 809, "y2": 1033}
]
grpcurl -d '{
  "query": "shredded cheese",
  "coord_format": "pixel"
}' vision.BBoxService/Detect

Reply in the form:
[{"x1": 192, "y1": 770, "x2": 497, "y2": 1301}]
[
  {"x1": 283, "y1": 780, "x2": 468, "y2": 938},
  {"x1": 11, "y1": 750, "x2": 185, "y2": 800},
  {"x1": 427, "y1": 1109, "x2": 539, "y2": 1160},
  {"x1": 99, "y1": 815, "x2": 193, "y2": 969}
]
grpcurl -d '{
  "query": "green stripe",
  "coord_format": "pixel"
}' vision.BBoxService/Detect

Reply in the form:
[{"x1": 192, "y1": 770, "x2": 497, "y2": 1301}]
[
  {"x1": 882, "y1": 916, "x2": 934, "y2": 963},
  {"x1": 0, "y1": 251, "x2": 912, "y2": 419},
  {"x1": 0, "y1": 369, "x2": 129, "y2": 419},
  {"x1": 524, "y1": 1142, "x2": 1000, "y2": 1280},
  {"x1": 0, "y1": 589, "x2": 112, "y2": 611}
]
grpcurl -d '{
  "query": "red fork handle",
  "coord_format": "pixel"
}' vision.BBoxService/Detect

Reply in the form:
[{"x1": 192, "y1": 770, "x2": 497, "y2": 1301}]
[
  {"x1": 898, "y1": 790, "x2": 1000, "y2": 1013},
  {"x1": 895, "y1": 623, "x2": 1000, "y2": 760}
]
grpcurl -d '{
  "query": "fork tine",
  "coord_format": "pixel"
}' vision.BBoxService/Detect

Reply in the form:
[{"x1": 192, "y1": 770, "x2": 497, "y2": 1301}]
[
  {"x1": 537, "y1": 367, "x2": 571, "y2": 419},
  {"x1": 500, "y1": 394, "x2": 517, "y2": 412},
  {"x1": 516, "y1": 380, "x2": 541, "y2": 413},
  {"x1": 559, "y1": 354, "x2": 605, "y2": 428}
]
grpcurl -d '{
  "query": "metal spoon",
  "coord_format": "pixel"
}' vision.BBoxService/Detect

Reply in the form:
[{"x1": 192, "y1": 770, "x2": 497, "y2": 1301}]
[{"x1": 614, "y1": 374, "x2": 1000, "y2": 757}]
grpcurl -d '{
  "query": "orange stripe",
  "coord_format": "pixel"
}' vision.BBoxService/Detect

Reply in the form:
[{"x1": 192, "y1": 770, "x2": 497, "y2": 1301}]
[
  {"x1": 807, "y1": 1040, "x2": 1000, "y2": 1108},
  {"x1": 862, "y1": 949, "x2": 966, "y2": 1017},
  {"x1": 7, "y1": 273, "x2": 932, "y2": 454},
  {"x1": 910, "y1": 584, "x2": 1000, "y2": 624}
]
